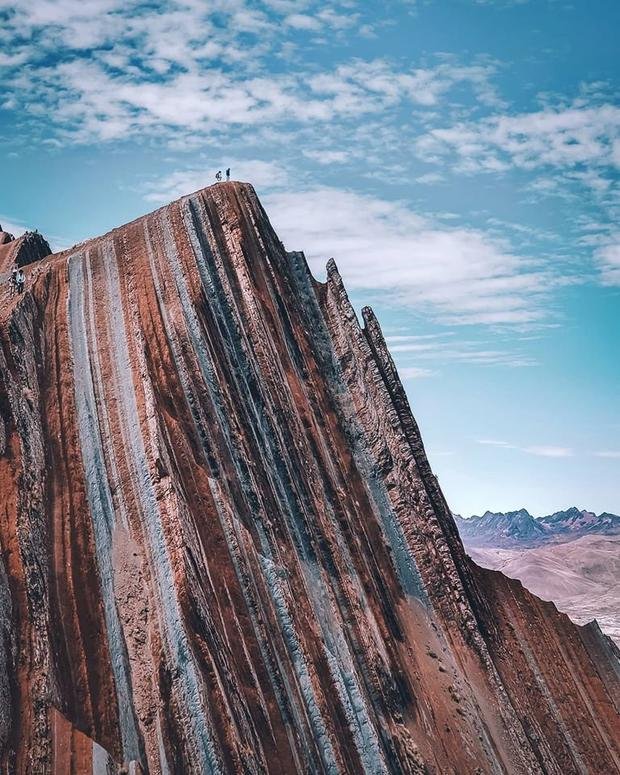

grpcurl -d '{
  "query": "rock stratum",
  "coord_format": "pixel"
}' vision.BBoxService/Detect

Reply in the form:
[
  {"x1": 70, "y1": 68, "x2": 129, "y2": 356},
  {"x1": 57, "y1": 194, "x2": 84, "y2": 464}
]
[{"x1": 0, "y1": 182, "x2": 618, "y2": 774}]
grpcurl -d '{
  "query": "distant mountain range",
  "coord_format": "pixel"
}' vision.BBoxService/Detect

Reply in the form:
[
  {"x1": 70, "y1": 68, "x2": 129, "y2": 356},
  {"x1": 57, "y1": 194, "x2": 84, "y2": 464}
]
[
  {"x1": 456, "y1": 507, "x2": 620, "y2": 645},
  {"x1": 454, "y1": 506, "x2": 620, "y2": 548}
]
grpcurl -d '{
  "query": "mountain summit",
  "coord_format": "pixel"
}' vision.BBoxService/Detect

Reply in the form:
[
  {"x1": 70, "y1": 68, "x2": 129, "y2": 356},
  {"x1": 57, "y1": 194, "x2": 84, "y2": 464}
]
[
  {"x1": 455, "y1": 508, "x2": 546, "y2": 546},
  {"x1": 0, "y1": 183, "x2": 618, "y2": 774},
  {"x1": 456, "y1": 506, "x2": 620, "y2": 547},
  {"x1": 540, "y1": 507, "x2": 620, "y2": 536}
]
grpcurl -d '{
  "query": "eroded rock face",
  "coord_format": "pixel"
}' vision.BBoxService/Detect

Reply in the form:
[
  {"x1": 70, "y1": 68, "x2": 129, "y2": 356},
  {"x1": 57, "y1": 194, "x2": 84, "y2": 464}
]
[{"x1": 0, "y1": 182, "x2": 618, "y2": 774}]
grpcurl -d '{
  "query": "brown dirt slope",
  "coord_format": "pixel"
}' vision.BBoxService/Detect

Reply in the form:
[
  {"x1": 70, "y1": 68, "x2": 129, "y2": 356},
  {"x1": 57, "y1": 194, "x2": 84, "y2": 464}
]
[{"x1": 469, "y1": 535, "x2": 620, "y2": 646}]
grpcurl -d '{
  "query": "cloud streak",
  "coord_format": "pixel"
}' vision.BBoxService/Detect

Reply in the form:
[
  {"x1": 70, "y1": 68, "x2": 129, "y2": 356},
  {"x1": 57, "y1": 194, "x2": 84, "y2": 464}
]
[{"x1": 477, "y1": 439, "x2": 574, "y2": 457}]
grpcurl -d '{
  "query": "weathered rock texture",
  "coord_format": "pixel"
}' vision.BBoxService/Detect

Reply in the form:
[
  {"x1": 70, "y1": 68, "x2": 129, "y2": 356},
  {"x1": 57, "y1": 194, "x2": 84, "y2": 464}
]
[{"x1": 0, "y1": 182, "x2": 618, "y2": 774}]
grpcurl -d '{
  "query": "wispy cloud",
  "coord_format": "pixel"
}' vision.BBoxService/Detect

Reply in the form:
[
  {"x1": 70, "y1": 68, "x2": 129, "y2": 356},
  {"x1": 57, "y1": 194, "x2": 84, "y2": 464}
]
[
  {"x1": 477, "y1": 439, "x2": 574, "y2": 457},
  {"x1": 398, "y1": 366, "x2": 438, "y2": 379},
  {"x1": 385, "y1": 332, "x2": 533, "y2": 368},
  {"x1": 0, "y1": 216, "x2": 27, "y2": 238},
  {"x1": 302, "y1": 149, "x2": 351, "y2": 164},
  {"x1": 414, "y1": 95, "x2": 620, "y2": 289},
  {"x1": 385, "y1": 333, "x2": 454, "y2": 343},
  {"x1": 594, "y1": 238, "x2": 620, "y2": 286},
  {"x1": 0, "y1": 1, "x2": 499, "y2": 147},
  {"x1": 591, "y1": 450, "x2": 620, "y2": 459},
  {"x1": 523, "y1": 445, "x2": 574, "y2": 458},
  {"x1": 415, "y1": 172, "x2": 444, "y2": 184},
  {"x1": 389, "y1": 343, "x2": 535, "y2": 367},
  {"x1": 264, "y1": 186, "x2": 555, "y2": 326},
  {"x1": 416, "y1": 102, "x2": 620, "y2": 174}
]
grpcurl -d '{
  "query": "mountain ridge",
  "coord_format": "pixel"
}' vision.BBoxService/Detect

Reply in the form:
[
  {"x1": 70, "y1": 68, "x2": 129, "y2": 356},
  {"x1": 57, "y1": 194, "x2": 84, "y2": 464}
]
[
  {"x1": 455, "y1": 506, "x2": 620, "y2": 547},
  {"x1": 0, "y1": 182, "x2": 618, "y2": 773}
]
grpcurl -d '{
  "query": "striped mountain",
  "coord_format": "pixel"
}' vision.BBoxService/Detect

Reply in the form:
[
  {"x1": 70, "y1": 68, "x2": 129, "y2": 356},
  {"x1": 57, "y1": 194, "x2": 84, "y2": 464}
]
[{"x1": 0, "y1": 183, "x2": 618, "y2": 774}]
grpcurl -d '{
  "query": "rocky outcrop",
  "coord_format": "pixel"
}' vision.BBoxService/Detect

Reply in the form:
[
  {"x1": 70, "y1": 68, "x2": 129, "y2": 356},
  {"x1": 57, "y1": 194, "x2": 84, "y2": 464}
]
[
  {"x1": 0, "y1": 182, "x2": 618, "y2": 774},
  {"x1": 0, "y1": 227, "x2": 15, "y2": 246},
  {"x1": 0, "y1": 230, "x2": 51, "y2": 274}
]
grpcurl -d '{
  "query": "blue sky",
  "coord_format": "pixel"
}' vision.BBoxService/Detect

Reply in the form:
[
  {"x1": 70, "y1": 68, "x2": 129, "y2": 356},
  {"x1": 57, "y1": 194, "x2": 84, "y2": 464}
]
[{"x1": 1, "y1": 0, "x2": 618, "y2": 516}]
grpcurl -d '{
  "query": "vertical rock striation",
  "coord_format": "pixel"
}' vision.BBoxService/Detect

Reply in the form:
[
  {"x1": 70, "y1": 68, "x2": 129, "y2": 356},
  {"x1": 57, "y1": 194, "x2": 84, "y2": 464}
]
[{"x1": 0, "y1": 182, "x2": 618, "y2": 774}]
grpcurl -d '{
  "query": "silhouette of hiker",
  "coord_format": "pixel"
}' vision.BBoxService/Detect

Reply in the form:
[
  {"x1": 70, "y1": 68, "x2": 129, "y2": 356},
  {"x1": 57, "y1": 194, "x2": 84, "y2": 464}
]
[
  {"x1": 226, "y1": 168, "x2": 231, "y2": 181},
  {"x1": 215, "y1": 170, "x2": 222, "y2": 182}
]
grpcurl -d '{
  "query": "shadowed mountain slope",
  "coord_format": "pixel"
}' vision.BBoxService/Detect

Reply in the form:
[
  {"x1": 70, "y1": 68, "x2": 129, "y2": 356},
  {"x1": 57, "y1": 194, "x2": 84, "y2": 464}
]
[{"x1": 0, "y1": 182, "x2": 618, "y2": 774}]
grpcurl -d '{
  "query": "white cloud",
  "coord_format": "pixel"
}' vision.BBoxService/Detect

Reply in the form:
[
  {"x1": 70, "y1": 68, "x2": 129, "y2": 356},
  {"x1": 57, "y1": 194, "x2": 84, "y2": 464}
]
[
  {"x1": 594, "y1": 239, "x2": 620, "y2": 285},
  {"x1": 387, "y1": 333, "x2": 449, "y2": 339},
  {"x1": 591, "y1": 450, "x2": 620, "y2": 459},
  {"x1": 282, "y1": 8, "x2": 358, "y2": 32},
  {"x1": 416, "y1": 102, "x2": 620, "y2": 172},
  {"x1": 264, "y1": 186, "x2": 554, "y2": 325},
  {"x1": 415, "y1": 172, "x2": 444, "y2": 184},
  {"x1": 308, "y1": 60, "x2": 499, "y2": 110},
  {"x1": 285, "y1": 13, "x2": 322, "y2": 31},
  {"x1": 11, "y1": 57, "x2": 490, "y2": 144},
  {"x1": 302, "y1": 149, "x2": 351, "y2": 164},
  {"x1": 316, "y1": 9, "x2": 358, "y2": 30},
  {"x1": 0, "y1": 0, "x2": 500, "y2": 147},
  {"x1": 414, "y1": 98, "x2": 620, "y2": 288}
]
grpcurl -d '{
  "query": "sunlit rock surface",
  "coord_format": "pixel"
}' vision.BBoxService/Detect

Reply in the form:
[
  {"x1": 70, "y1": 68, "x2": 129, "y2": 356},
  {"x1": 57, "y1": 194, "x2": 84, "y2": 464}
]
[{"x1": 0, "y1": 182, "x2": 618, "y2": 774}]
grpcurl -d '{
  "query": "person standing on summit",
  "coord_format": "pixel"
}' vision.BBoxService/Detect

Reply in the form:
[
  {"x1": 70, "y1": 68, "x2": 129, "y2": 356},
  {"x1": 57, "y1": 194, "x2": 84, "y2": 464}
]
[
  {"x1": 226, "y1": 168, "x2": 231, "y2": 181},
  {"x1": 215, "y1": 170, "x2": 222, "y2": 182}
]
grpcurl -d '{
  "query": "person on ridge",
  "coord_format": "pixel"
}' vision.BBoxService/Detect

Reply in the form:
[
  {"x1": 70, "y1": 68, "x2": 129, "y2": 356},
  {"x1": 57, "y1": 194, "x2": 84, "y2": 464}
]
[
  {"x1": 215, "y1": 170, "x2": 222, "y2": 182},
  {"x1": 226, "y1": 168, "x2": 231, "y2": 181},
  {"x1": 16, "y1": 268, "x2": 25, "y2": 294},
  {"x1": 10, "y1": 265, "x2": 18, "y2": 297}
]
